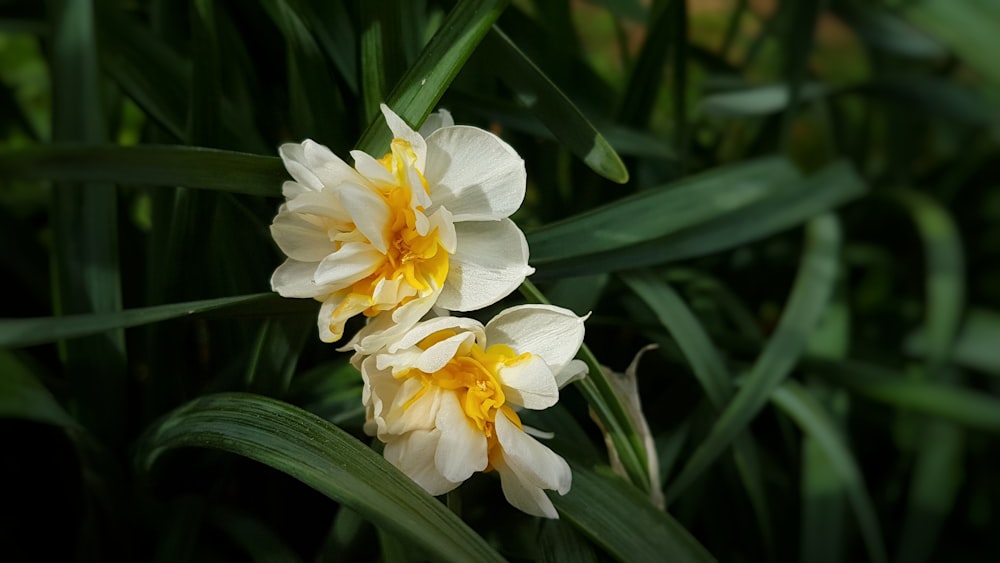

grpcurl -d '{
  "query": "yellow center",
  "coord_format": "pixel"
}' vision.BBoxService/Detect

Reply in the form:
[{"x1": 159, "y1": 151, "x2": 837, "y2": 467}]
[
  {"x1": 347, "y1": 138, "x2": 450, "y2": 316},
  {"x1": 401, "y1": 330, "x2": 530, "y2": 443}
]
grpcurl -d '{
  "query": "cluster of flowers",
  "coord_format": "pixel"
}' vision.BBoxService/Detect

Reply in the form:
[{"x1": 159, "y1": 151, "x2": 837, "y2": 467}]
[{"x1": 269, "y1": 105, "x2": 587, "y2": 518}]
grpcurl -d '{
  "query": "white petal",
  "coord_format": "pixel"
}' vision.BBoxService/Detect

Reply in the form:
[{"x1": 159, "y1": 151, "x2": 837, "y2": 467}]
[
  {"x1": 350, "y1": 289, "x2": 442, "y2": 354},
  {"x1": 437, "y1": 220, "x2": 534, "y2": 311},
  {"x1": 434, "y1": 392, "x2": 488, "y2": 483},
  {"x1": 497, "y1": 355, "x2": 559, "y2": 410},
  {"x1": 271, "y1": 259, "x2": 324, "y2": 298},
  {"x1": 279, "y1": 142, "x2": 323, "y2": 190},
  {"x1": 485, "y1": 305, "x2": 586, "y2": 376},
  {"x1": 351, "y1": 150, "x2": 396, "y2": 186},
  {"x1": 380, "y1": 103, "x2": 427, "y2": 170},
  {"x1": 416, "y1": 331, "x2": 477, "y2": 373},
  {"x1": 284, "y1": 190, "x2": 350, "y2": 223},
  {"x1": 301, "y1": 139, "x2": 363, "y2": 187},
  {"x1": 270, "y1": 212, "x2": 332, "y2": 262},
  {"x1": 418, "y1": 109, "x2": 454, "y2": 137},
  {"x1": 427, "y1": 206, "x2": 457, "y2": 254},
  {"x1": 424, "y1": 126, "x2": 525, "y2": 221},
  {"x1": 282, "y1": 180, "x2": 311, "y2": 199},
  {"x1": 383, "y1": 430, "x2": 460, "y2": 496},
  {"x1": 387, "y1": 315, "x2": 484, "y2": 353},
  {"x1": 495, "y1": 412, "x2": 571, "y2": 494},
  {"x1": 554, "y1": 359, "x2": 589, "y2": 389},
  {"x1": 383, "y1": 379, "x2": 440, "y2": 436},
  {"x1": 313, "y1": 242, "x2": 383, "y2": 289},
  {"x1": 338, "y1": 183, "x2": 391, "y2": 253},
  {"x1": 318, "y1": 292, "x2": 370, "y2": 343},
  {"x1": 493, "y1": 452, "x2": 559, "y2": 518}
]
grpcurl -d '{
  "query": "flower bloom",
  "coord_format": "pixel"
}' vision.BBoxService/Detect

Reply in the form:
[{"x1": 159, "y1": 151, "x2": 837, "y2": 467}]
[
  {"x1": 356, "y1": 305, "x2": 588, "y2": 518},
  {"x1": 270, "y1": 105, "x2": 533, "y2": 344}
]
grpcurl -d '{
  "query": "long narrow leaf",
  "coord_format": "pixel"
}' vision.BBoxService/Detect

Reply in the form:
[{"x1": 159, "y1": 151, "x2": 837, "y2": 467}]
[
  {"x1": 532, "y1": 160, "x2": 863, "y2": 279},
  {"x1": 484, "y1": 27, "x2": 629, "y2": 183},
  {"x1": 553, "y1": 463, "x2": 716, "y2": 563},
  {"x1": 356, "y1": 0, "x2": 509, "y2": 154},
  {"x1": 136, "y1": 393, "x2": 507, "y2": 563},
  {"x1": 665, "y1": 215, "x2": 841, "y2": 502},
  {"x1": 0, "y1": 293, "x2": 313, "y2": 350},
  {"x1": 770, "y1": 382, "x2": 888, "y2": 563},
  {"x1": 0, "y1": 145, "x2": 287, "y2": 196}
]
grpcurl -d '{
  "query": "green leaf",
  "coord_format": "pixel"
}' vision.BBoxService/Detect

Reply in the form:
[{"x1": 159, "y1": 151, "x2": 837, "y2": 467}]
[
  {"x1": 622, "y1": 270, "x2": 774, "y2": 551},
  {"x1": 889, "y1": 188, "x2": 965, "y2": 373},
  {"x1": 621, "y1": 271, "x2": 731, "y2": 406},
  {"x1": 49, "y1": 0, "x2": 126, "y2": 446},
  {"x1": 700, "y1": 83, "x2": 829, "y2": 117},
  {"x1": 770, "y1": 382, "x2": 888, "y2": 563},
  {"x1": 0, "y1": 293, "x2": 313, "y2": 350},
  {"x1": 537, "y1": 518, "x2": 600, "y2": 563},
  {"x1": 355, "y1": 0, "x2": 509, "y2": 155},
  {"x1": 807, "y1": 359, "x2": 1000, "y2": 433},
  {"x1": 244, "y1": 317, "x2": 311, "y2": 396},
  {"x1": 262, "y1": 0, "x2": 346, "y2": 146},
  {"x1": 0, "y1": 145, "x2": 287, "y2": 197},
  {"x1": 0, "y1": 351, "x2": 80, "y2": 428},
  {"x1": 895, "y1": 420, "x2": 964, "y2": 563},
  {"x1": 360, "y1": 1, "x2": 406, "y2": 122},
  {"x1": 665, "y1": 215, "x2": 841, "y2": 502},
  {"x1": 552, "y1": 463, "x2": 716, "y2": 563},
  {"x1": 136, "y1": 393, "x2": 507, "y2": 563},
  {"x1": 618, "y1": 0, "x2": 671, "y2": 127},
  {"x1": 484, "y1": 27, "x2": 629, "y2": 183},
  {"x1": 529, "y1": 156, "x2": 799, "y2": 266},
  {"x1": 902, "y1": 0, "x2": 1000, "y2": 87},
  {"x1": 532, "y1": 160, "x2": 865, "y2": 279}
]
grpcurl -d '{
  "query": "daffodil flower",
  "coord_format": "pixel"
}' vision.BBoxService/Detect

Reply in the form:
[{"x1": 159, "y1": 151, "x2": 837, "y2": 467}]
[
  {"x1": 355, "y1": 304, "x2": 588, "y2": 518},
  {"x1": 270, "y1": 105, "x2": 533, "y2": 344}
]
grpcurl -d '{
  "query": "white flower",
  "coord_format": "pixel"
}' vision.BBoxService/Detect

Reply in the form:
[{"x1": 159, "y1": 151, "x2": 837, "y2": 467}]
[
  {"x1": 270, "y1": 105, "x2": 533, "y2": 344},
  {"x1": 355, "y1": 304, "x2": 589, "y2": 518}
]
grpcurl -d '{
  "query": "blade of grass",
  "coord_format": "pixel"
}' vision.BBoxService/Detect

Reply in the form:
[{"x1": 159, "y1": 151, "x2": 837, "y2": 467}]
[
  {"x1": 537, "y1": 517, "x2": 601, "y2": 563},
  {"x1": 0, "y1": 293, "x2": 314, "y2": 349},
  {"x1": 49, "y1": 0, "x2": 126, "y2": 447},
  {"x1": 665, "y1": 215, "x2": 841, "y2": 503},
  {"x1": 528, "y1": 156, "x2": 799, "y2": 263},
  {"x1": 243, "y1": 317, "x2": 311, "y2": 397},
  {"x1": 355, "y1": 0, "x2": 509, "y2": 155},
  {"x1": 136, "y1": 392, "x2": 507, "y2": 563},
  {"x1": 622, "y1": 270, "x2": 774, "y2": 552},
  {"x1": 484, "y1": 27, "x2": 629, "y2": 183},
  {"x1": 770, "y1": 382, "x2": 888, "y2": 563},
  {"x1": 360, "y1": 0, "x2": 406, "y2": 122},
  {"x1": 806, "y1": 359, "x2": 1000, "y2": 433},
  {"x1": 262, "y1": 0, "x2": 346, "y2": 146},
  {"x1": 552, "y1": 463, "x2": 716, "y2": 563},
  {"x1": 618, "y1": 0, "x2": 671, "y2": 127},
  {"x1": 532, "y1": 160, "x2": 863, "y2": 279},
  {"x1": 0, "y1": 351, "x2": 80, "y2": 428},
  {"x1": 0, "y1": 145, "x2": 287, "y2": 197}
]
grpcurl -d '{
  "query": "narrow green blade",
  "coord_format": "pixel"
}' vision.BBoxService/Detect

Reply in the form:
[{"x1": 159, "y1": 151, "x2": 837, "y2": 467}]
[
  {"x1": 355, "y1": 0, "x2": 509, "y2": 155},
  {"x1": 484, "y1": 27, "x2": 628, "y2": 183},
  {"x1": 0, "y1": 293, "x2": 313, "y2": 349},
  {"x1": 771, "y1": 382, "x2": 888, "y2": 563},
  {"x1": 665, "y1": 215, "x2": 841, "y2": 502},
  {"x1": 0, "y1": 145, "x2": 287, "y2": 197},
  {"x1": 136, "y1": 393, "x2": 507, "y2": 563},
  {"x1": 552, "y1": 463, "x2": 716, "y2": 563},
  {"x1": 0, "y1": 351, "x2": 80, "y2": 428}
]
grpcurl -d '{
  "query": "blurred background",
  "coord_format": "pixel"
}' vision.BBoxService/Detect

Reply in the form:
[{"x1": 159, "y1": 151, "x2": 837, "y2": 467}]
[{"x1": 1, "y1": 0, "x2": 999, "y2": 562}]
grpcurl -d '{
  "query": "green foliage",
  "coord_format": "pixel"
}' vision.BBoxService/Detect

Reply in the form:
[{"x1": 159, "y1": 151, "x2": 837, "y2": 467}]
[{"x1": 2, "y1": 0, "x2": 1000, "y2": 561}]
